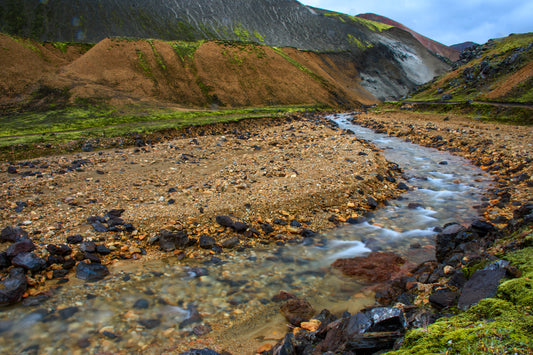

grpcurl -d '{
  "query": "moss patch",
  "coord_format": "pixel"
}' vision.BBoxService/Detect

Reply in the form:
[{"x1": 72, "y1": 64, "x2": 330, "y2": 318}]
[{"x1": 391, "y1": 247, "x2": 533, "y2": 354}]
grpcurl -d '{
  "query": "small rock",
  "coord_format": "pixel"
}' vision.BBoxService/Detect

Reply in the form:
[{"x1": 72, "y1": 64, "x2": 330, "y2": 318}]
[
  {"x1": 280, "y1": 298, "x2": 315, "y2": 326},
  {"x1": 80, "y1": 241, "x2": 96, "y2": 253},
  {"x1": 6, "y1": 240, "x2": 36, "y2": 258},
  {"x1": 221, "y1": 237, "x2": 239, "y2": 249},
  {"x1": 199, "y1": 235, "x2": 216, "y2": 249},
  {"x1": 66, "y1": 235, "x2": 83, "y2": 244},
  {"x1": 58, "y1": 306, "x2": 79, "y2": 320},
  {"x1": 7, "y1": 166, "x2": 17, "y2": 174},
  {"x1": 133, "y1": 299, "x2": 150, "y2": 309},
  {"x1": 0, "y1": 268, "x2": 28, "y2": 306},
  {"x1": 215, "y1": 216, "x2": 234, "y2": 228},
  {"x1": 138, "y1": 318, "x2": 161, "y2": 329},
  {"x1": 1, "y1": 226, "x2": 28, "y2": 243},
  {"x1": 75, "y1": 262, "x2": 109, "y2": 282},
  {"x1": 11, "y1": 252, "x2": 46, "y2": 272},
  {"x1": 46, "y1": 244, "x2": 72, "y2": 256}
]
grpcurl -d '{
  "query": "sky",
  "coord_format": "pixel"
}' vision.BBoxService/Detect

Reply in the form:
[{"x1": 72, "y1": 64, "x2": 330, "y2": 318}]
[{"x1": 300, "y1": 0, "x2": 533, "y2": 46}]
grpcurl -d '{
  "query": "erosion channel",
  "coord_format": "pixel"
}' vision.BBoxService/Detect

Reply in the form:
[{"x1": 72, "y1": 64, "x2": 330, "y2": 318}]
[{"x1": 0, "y1": 113, "x2": 493, "y2": 354}]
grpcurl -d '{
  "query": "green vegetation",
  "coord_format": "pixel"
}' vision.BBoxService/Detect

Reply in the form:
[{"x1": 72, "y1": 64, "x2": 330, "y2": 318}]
[
  {"x1": 135, "y1": 48, "x2": 154, "y2": 79},
  {"x1": 253, "y1": 30, "x2": 265, "y2": 43},
  {"x1": 376, "y1": 101, "x2": 532, "y2": 126},
  {"x1": 408, "y1": 33, "x2": 533, "y2": 104},
  {"x1": 233, "y1": 23, "x2": 251, "y2": 41},
  {"x1": 324, "y1": 12, "x2": 392, "y2": 32},
  {"x1": 0, "y1": 105, "x2": 325, "y2": 160},
  {"x1": 389, "y1": 247, "x2": 533, "y2": 355},
  {"x1": 272, "y1": 47, "x2": 326, "y2": 85},
  {"x1": 347, "y1": 34, "x2": 373, "y2": 50},
  {"x1": 169, "y1": 40, "x2": 202, "y2": 62},
  {"x1": 146, "y1": 39, "x2": 167, "y2": 71}
]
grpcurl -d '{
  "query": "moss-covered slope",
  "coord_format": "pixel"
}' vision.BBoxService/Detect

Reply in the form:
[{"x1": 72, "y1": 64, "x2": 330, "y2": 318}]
[{"x1": 409, "y1": 33, "x2": 533, "y2": 104}]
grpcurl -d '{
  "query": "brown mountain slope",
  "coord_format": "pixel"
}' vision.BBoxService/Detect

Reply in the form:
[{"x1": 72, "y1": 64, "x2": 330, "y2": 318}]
[
  {"x1": 357, "y1": 13, "x2": 460, "y2": 61},
  {"x1": 0, "y1": 35, "x2": 378, "y2": 109}
]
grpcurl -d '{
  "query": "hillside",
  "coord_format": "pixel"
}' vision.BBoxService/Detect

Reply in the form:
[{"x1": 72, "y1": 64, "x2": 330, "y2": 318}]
[
  {"x1": 356, "y1": 13, "x2": 460, "y2": 61},
  {"x1": 0, "y1": 0, "x2": 450, "y2": 105},
  {"x1": 0, "y1": 34, "x2": 382, "y2": 110},
  {"x1": 408, "y1": 33, "x2": 533, "y2": 104}
]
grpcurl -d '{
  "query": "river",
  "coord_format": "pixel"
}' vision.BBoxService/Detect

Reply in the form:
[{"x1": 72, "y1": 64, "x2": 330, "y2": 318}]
[{"x1": 0, "y1": 113, "x2": 493, "y2": 354}]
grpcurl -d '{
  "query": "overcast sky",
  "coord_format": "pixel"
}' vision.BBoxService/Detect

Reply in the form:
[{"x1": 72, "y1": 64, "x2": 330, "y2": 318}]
[{"x1": 300, "y1": 0, "x2": 533, "y2": 46}]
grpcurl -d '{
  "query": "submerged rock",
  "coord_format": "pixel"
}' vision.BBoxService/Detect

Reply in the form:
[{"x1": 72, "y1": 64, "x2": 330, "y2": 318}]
[
  {"x1": 280, "y1": 297, "x2": 315, "y2": 326},
  {"x1": 331, "y1": 252, "x2": 406, "y2": 282},
  {"x1": 75, "y1": 262, "x2": 109, "y2": 281}
]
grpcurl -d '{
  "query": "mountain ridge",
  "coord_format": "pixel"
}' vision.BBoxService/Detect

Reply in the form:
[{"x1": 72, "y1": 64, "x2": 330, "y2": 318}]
[
  {"x1": 356, "y1": 13, "x2": 460, "y2": 61},
  {"x1": 0, "y1": 0, "x2": 451, "y2": 107}
]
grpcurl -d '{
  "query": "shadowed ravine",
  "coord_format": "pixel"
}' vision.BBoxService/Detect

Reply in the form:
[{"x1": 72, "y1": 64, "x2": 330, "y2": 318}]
[{"x1": 0, "y1": 113, "x2": 493, "y2": 354}]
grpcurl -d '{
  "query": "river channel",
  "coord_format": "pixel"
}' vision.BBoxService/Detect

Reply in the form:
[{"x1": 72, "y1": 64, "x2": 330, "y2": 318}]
[{"x1": 0, "y1": 113, "x2": 493, "y2": 354}]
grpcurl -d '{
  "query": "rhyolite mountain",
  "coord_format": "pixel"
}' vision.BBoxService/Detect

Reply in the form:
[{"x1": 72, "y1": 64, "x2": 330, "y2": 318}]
[
  {"x1": 356, "y1": 13, "x2": 460, "y2": 62},
  {"x1": 0, "y1": 0, "x2": 450, "y2": 106}
]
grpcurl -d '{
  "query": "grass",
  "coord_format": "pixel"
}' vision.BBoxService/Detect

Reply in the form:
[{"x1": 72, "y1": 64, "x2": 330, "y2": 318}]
[
  {"x1": 0, "y1": 105, "x2": 327, "y2": 160},
  {"x1": 375, "y1": 101, "x2": 533, "y2": 126}
]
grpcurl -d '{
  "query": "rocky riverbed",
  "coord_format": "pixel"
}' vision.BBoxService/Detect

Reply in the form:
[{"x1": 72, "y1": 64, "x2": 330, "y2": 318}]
[{"x1": 0, "y1": 113, "x2": 407, "y2": 351}]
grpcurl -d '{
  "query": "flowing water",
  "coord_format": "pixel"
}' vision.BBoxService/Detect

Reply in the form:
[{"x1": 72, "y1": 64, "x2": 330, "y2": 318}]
[{"x1": 0, "y1": 113, "x2": 493, "y2": 354}]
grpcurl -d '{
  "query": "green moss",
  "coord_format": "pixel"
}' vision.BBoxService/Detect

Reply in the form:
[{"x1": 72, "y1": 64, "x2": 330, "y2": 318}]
[
  {"x1": 146, "y1": 39, "x2": 167, "y2": 71},
  {"x1": 347, "y1": 34, "x2": 373, "y2": 50},
  {"x1": 324, "y1": 12, "x2": 392, "y2": 32},
  {"x1": 253, "y1": 30, "x2": 265, "y2": 43},
  {"x1": 170, "y1": 41, "x2": 202, "y2": 62},
  {"x1": 0, "y1": 105, "x2": 323, "y2": 160},
  {"x1": 135, "y1": 48, "x2": 154, "y2": 79},
  {"x1": 233, "y1": 23, "x2": 251, "y2": 41},
  {"x1": 390, "y1": 247, "x2": 533, "y2": 355}
]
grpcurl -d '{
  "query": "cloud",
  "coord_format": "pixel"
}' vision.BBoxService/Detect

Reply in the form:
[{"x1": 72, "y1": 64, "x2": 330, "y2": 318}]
[{"x1": 299, "y1": 0, "x2": 533, "y2": 45}]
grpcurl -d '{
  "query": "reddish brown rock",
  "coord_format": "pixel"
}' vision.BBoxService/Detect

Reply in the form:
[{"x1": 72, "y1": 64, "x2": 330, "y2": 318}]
[
  {"x1": 332, "y1": 252, "x2": 406, "y2": 282},
  {"x1": 280, "y1": 298, "x2": 315, "y2": 326}
]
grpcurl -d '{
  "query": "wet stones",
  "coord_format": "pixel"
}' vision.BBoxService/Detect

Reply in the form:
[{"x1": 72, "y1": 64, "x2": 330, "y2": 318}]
[
  {"x1": 0, "y1": 268, "x2": 28, "y2": 306},
  {"x1": 331, "y1": 252, "x2": 406, "y2": 282},
  {"x1": 215, "y1": 215, "x2": 249, "y2": 233},
  {"x1": 75, "y1": 262, "x2": 109, "y2": 282},
  {"x1": 158, "y1": 229, "x2": 190, "y2": 251},
  {"x1": 6, "y1": 240, "x2": 36, "y2": 258},
  {"x1": 1, "y1": 226, "x2": 28, "y2": 243},
  {"x1": 12, "y1": 253, "x2": 46, "y2": 272},
  {"x1": 199, "y1": 235, "x2": 215, "y2": 249}
]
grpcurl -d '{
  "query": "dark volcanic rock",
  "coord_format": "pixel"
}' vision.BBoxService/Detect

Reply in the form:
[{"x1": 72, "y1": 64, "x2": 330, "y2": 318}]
[
  {"x1": 66, "y1": 234, "x2": 83, "y2": 244},
  {"x1": 133, "y1": 299, "x2": 149, "y2": 309},
  {"x1": 429, "y1": 290, "x2": 458, "y2": 310},
  {"x1": 199, "y1": 235, "x2": 216, "y2": 249},
  {"x1": 0, "y1": 252, "x2": 10, "y2": 269},
  {"x1": 6, "y1": 239, "x2": 36, "y2": 257},
  {"x1": 75, "y1": 262, "x2": 109, "y2": 281},
  {"x1": 138, "y1": 318, "x2": 161, "y2": 329},
  {"x1": 0, "y1": 268, "x2": 28, "y2": 306},
  {"x1": 12, "y1": 252, "x2": 46, "y2": 272},
  {"x1": 332, "y1": 252, "x2": 406, "y2": 282},
  {"x1": 79, "y1": 241, "x2": 96, "y2": 253},
  {"x1": 158, "y1": 229, "x2": 189, "y2": 251},
  {"x1": 1, "y1": 226, "x2": 28, "y2": 243},
  {"x1": 46, "y1": 244, "x2": 72, "y2": 256},
  {"x1": 215, "y1": 216, "x2": 234, "y2": 228},
  {"x1": 367, "y1": 196, "x2": 379, "y2": 209},
  {"x1": 280, "y1": 298, "x2": 315, "y2": 326},
  {"x1": 457, "y1": 263, "x2": 507, "y2": 310}
]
